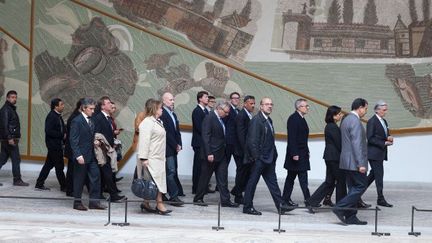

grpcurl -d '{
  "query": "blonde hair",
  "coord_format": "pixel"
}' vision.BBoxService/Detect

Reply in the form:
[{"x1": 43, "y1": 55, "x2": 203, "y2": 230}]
[{"x1": 144, "y1": 98, "x2": 162, "y2": 117}]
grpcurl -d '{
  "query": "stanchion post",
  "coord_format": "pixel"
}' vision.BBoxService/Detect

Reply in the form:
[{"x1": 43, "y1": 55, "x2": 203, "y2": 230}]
[
  {"x1": 105, "y1": 196, "x2": 111, "y2": 226},
  {"x1": 408, "y1": 206, "x2": 421, "y2": 236},
  {"x1": 371, "y1": 206, "x2": 390, "y2": 236},
  {"x1": 273, "y1": 203, "x2": 286, "y2": 233},
  {"x1": 212, "y1": 201, "x2": 224, "y2": 231}
]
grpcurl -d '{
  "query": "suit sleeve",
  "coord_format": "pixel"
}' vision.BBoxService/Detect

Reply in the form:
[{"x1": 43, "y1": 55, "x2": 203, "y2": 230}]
[
  {"x1": 0, "y1": 108, "x2": 10, "y2": 138},
  {"x1": 192, "y1": 109, "x2": 203, "y2": 136},
  {"x1": 160, "y1": 113, "x2": 177, "y2": 152},
  {"x1": 328, "y1": 124, "x2": 341, "y2": 152},
  {"x1": 45, "y1": 113, "x2": 63, "y2": 139},
  {"x1": 201, "y1": 115, "x2": 212, "y2": 157},
  {"x1": 235, "y1": 113, "x2": 247, "y2": 152},
  {"x1": 287, "y1": 116, "x2": 299, "y2": 156},
  {"x1": 137, "y1": 119, "x2": 152, "y2": 159},
  {"x1": 367, "y1": 118, "x2": 386, "y2": 149},
  {"x1": 69, "y1": 119, "x2": 81, "y2": 160},
  {"x1": 350, "y1": 120, "x2": 367, "y2": 167},
  {"x1": 246, "y1": 118, "x2": 259, "y2": 161}
]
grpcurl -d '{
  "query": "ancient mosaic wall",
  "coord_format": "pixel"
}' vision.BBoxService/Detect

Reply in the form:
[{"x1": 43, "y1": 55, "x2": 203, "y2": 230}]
[{"x1": 0, "y1": 0, "x2": 431, "y2": 157}]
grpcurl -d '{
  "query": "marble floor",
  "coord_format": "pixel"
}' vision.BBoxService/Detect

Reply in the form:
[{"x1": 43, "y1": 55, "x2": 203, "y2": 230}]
[{"x1": 0, "y1": 169, "x2": 431, "y2": 242}]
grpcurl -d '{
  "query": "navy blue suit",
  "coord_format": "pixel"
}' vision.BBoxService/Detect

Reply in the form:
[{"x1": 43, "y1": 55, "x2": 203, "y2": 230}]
[
  {"x1": 36, "y1": 110, "x2": 66, "y2": 189},
  {"x1": 243, "y1": 112, "x2": 285, "y2": 211},
  {"x1": 191, "y1": 105, "x2": 208, "y2": 193},
  {"x1": 160, "y1": 107, "x2": 184, "y2": 198},
  {"x1": 69, "y1": 113, "x2": 101, "y2": 206},
  {"x1": 283, "y1": 111, "x2": 311, "y2": 202}
]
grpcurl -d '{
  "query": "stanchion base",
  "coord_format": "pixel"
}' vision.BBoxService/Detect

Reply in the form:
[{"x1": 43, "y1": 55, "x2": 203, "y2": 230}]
[
  {"x1": 212, "y1": 226, "x2": 224, "y2": 231},
  {"x1": 112, "y1": 222, "x2": 130, "y2": 227},
  {"x1": 273, "y1": 229, "x2": 286, "y2": 233},
  {"x1": 408, "y1": 232, "x2": 421, "y2": 237},
  {"x1": 371, "y1": 232, "x2": 390, "y2": 236}
]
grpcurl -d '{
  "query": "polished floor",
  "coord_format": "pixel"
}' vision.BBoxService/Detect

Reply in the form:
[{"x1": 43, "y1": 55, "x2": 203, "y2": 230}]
[{"x1": 0, "y1": 169, "x2": 431, "y2": 242}]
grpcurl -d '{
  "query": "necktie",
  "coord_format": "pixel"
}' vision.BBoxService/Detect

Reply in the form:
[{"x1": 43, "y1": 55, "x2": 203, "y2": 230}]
[
  {"x1": 267, "y1": 118, "x2": 274, "y2": 134},
  {"x1": 204, "y1": 108, "x2": 209, "y2": 115},
  {"x1": 380, "y1": 118, "x2": 388, "y2": 137},
  {"x1": 219, "y1": 117, "x2": 225, "y2": 135},
  {"x1": 87, "y1": 117, "x2": 94, "y2": 133}
]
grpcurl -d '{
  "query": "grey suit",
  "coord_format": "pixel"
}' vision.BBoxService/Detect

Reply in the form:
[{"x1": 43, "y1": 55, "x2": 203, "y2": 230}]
[{"x1": 334, "y1": 112, "x2": 368, "y2": 222}]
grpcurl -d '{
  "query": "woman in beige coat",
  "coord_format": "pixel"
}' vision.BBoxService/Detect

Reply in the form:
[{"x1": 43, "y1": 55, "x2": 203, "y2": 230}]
[{"x1": 137, "y1": 99, "x2": 171, "y2": 215}]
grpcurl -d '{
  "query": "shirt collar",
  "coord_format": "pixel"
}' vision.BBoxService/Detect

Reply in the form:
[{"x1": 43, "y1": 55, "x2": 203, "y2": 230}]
[
  {"x1": 101, "y1": 111, "x2": 110, "y2": 118},
  {"x1": 261, "y1": 111, "x2": 268, "y2": 120},
  {"x1": 81, "y1": 112, "x2": 90, "y2": 122},
  {"x1": 244, "y1": 109, "x2": 252, "y2": 118},
  {"x1": 351, "y1": 111, "x2": 360, "y2": 118},
  {"x1": 296, "y1": 110, "x2": 304, "y2": 118},
  {"x1": 214, "y1": 110, "x2": 221, "y2": 120},
  {"x1": 375, "y1": 114, "x2": 384, "y2": 121},
  {"x1": 198, "y1": 104, "x2": 206, "y2": 111},
  {"x1": 163, "y1": 106, "x2": 172, "y2": 113}
]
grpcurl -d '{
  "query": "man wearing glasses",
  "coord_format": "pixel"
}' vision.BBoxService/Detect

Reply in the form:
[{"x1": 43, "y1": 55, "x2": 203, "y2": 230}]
[{"x1": 283, "y1": 98, "x2": 311, "y2": 208}]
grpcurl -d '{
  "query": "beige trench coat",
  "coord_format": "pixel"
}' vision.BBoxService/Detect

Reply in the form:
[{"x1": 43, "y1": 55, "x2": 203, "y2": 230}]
[{"x1": 137, "y1": 116, "x2": 167, "y2": 193}]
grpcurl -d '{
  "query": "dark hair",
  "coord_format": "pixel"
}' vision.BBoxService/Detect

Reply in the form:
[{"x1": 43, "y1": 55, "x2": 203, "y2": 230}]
[
  {"x1": 6, "y1": 90, "x2": 17, "y2": 97},
  {"x1": 243, "y1": 95, "x2": 255, "y2": 103},
  {"x1": 80, "y1": 97, "x2": 96, "y2": 111},
  {"x1": 208, "y1": 95, "x2": 215, "y2": 100},
  {"x1": 196, "y1": 91, "x2": 208, "y2": 103},
  {"x1": 50, "y1": 98, "x2": 63, "y2": 110},
  {"x1": 351, "y1": 98, "x2": 368, "y2": 111},
  {"x1": 325, "y1": 105, "x2": 342, "y2": 124},
  {"x1": 229, "y1": 92, "x2": 240, "y2": 99}
]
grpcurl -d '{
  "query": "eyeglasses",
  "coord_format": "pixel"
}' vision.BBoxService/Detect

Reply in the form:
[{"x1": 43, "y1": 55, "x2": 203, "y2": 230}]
[
  {"x1": 299, "y1": 105, "x2": 310, "y2": 109},
  {"x1": 262, "y1": 103, "x2": 273, "y2": 106},
  {"x1": 231, "y1": 97, "x2": 240, "y2": 100}
]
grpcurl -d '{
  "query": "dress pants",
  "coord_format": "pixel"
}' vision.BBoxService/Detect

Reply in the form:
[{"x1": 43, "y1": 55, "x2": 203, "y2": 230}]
[
  {"x1": 173, "y1": 155, "x2": 184, "y2": 195},
  {"x1": 0, "y1": 142, "x2": 22, "y2": 180},
  {"x1": 166, "y1": 156, "x2": 179, "y2": 199},
  {"x1": 230, "y1": 156, "x2": 252, "y2": 197},
  {"x1": 194, "y1": 157, "x2": 230, "y2": 203},
  {"x1": 243, "y1": 160, "x2": 285, "y2": 210},
  {"x1": 36, "y1": 149, "x2": 66, "y2": 189},
  {"x1": 334, "y1": 170, "x2": 367, "y2": 221},
  {"x1": 308, "y1": 160, "x2": 347, "y2": 205},
  {"x1": 65, "y1": 156, "x2": 75, "y2": 195},
  {"x1": 100, "y1": 161, "x2": 117, "y2": 197},
  {"x1": 282, "y1": 170, "x2": 311, "y2": 202},
  {"x1": 73, "y1": 160, "x2": 101, "y2": 206},
  {"x1": 367, "y1": 159, "x2": 385, "y2": 200},
  {"x1": 192, "y1": 147, "x2": 201, "y2": 194}
]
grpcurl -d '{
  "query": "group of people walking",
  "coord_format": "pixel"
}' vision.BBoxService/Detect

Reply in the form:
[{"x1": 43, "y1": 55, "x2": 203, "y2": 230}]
[{"x1": 0, "y1": 89, "x2": 394, "y2": 225}]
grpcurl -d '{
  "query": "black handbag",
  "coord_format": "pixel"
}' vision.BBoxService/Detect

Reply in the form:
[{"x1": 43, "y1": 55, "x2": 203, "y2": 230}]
[{"x1": 131, "y1": 166, "x2": 158, "y2": 200}]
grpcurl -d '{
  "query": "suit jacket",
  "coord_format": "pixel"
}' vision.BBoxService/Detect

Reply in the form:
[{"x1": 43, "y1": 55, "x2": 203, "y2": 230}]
[
  {"x1": 69, "y1": 113, "x2": 96, "y2": 164},
  {"x1": 323, "y1": 122, "x2": 341, "y2": 161},
  {"x1": 245, "y1": 112, "x2": 277, "y2": 164},
  {"x1": 339, "y1": 113, "x2": 368, "y2": 171},
  {"x1": 93, "y1": 111, "x2": 114, "y2": 147},
  {"x1": 160, "y1": 107, "x2": 182, "y2": 157},
  {"x1": 235, "y1": 108, "x2": 251, "y2": 157},
  {"x1": 45, "y1": 110, "x2": 66, "y2": 151},
  {"x1": 0, "y1": 101, "x2": 20, "y2": 139},
  {"x1": 64, "y1": 110, "x2": 80, "y2": 158},
  {"x1": 191, "y1": 105, "x2": 208, "y2": 148},
  {"x1": 284, "y1": 111, "x2": 310, "y2": 171},
  {"x1": 201, "y1": 111, "x2": 226, "y2": 162},
  {"x1": 367, "y1": 115, "x2": 389, "y2": 161},
  {"x1": 223, "y1": 105, "x2": 238, "y2": 145}
]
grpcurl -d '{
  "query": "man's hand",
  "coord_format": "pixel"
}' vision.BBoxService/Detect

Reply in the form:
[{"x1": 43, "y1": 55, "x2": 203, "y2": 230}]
[
  {"x1": 293, "y1": 155, "x2": 299, "y2": 161},
  {"x1": 359, "y1": 166, "x2": 367, "y2": 174},
  {"x1": 387, "y1": 136, "x2": 394, "y2": 143},
  {"x1": 8, "y1": 139, "x2": 15, "y2": 145},
  {"x1": 141, "y1": 159, "x2": 149, "y2": 167},
  {"x1": 114, "y1": 129, "x2": 121, "y2": 135},
  {"x1": 77, "y1": 156, "x2": 85, "y2": 165},
  {"x1": 176, "y1": 145, "x2": 182, "y2": 153},
  {"x1": 207, "y1": 155, "x2": 214, "y2": 163}
]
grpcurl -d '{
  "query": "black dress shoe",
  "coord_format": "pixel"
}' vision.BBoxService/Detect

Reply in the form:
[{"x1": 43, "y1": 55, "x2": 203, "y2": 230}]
[
  {"x1": 66, "y1": 192, "x2": 74, "y2": 197},
  {"x1": 221, "y1": 201, "x2": 239, "y2": 208},
  {"x1": 322, "y1": 198, "x2": 335, "y2": 207},
  {"x1": 178, "y1": 193, "x2": 186, "y2": 197},
  {"x1": 35, "y1": 185, "x2": 51, "y2": 191},
  {"x1": 332, "y1": 209, "x2": 347, "y2": 225},
  {"x1": 73, "y1": 204, "x2": 88, "y2": 211},
  {"x1": 169, "y1": 197, "x2": 184, "y2": 207},
  {"x1": 115, "y1": 176, "x2": 124, "y2": 182},
  {"x1": 357, "y1": 199, "x2": 371, "y2": 208},
  {"x1": 304, "y1": 200, "x2": 321, "y2": 208},
  {"x1": 279, "y1": 204, "x2": 295, "y2": 214},
  {"x1": 140, "y1": 203, "x2": 156, "y2": 213},
  {"x1": 377, "y1": 199, "x2": 393, "y2": 207},
  {"x1": 207, "y1": 188, "x2": 216, "y2": 194},
  {"x1": 286, "y1": 199, "x2": 298, "y2": 207},
  {"x1": 243, "y1": 207, "x2": 262, "y2": 215},
  {"x1": 89, "y1": 204, "x2": 107, "y2": 210},
  {"x1": 193, "y1": 199, "x2": 208, "y2": 206},
  {"x1": 345, "y1": 216, "x2": 367, "y2": 225},
  {"x1": 155, "y1": 207, "x2": 172, "y2": 215},
  {"x1": 234, "y1": 196, "x2": 244, "y2": 204},
  {"x1": 111, "y1": 195, "x2": 126, "y2": 203}
]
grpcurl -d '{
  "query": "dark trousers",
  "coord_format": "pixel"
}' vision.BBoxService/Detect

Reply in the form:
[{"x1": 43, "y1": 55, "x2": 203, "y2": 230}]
[
  {"x1": 334, "y1": 170, "x2": 367, "y2": 221},
  {"x1": 231, "y1": 155, "x2": 252, "y2": 197},
  {"x1": 243, "y1": 160, "x2": 284, "y2": 210},
  {"x1": 73, "y1": 160, "x2": 101, "y2": 206},
  {"x1": 367, "y1": 159, "x2": 385, "y2": 200},
  {"x1": 174, "y1": 155, "x2": 184, "y2": 195},
  {"x1": 0, "y1": 142, "x2": 22, "y2": 180},
  {"x1": 308, "y1": 160, "x2": 347, "y2": 205},
  {"x1": 36, "y1": 149, "x2": 66, "y2": 189},
  {"x1": 194, "y1": 157, "x2": 230, "y2": 203},
  {"x1": 282, "y1": 170, "x2": 310, "y2": 201},
  {"x1": 166, "y1": 156, "x2": 180, "y2": 199},
  {"x1": 192, "y1": 146, "x2": 201, "y2": 194},
  {"x1": 65, "y1": 156, "x2": 75, "y2": 195},
  {"x1": 100, "y1": 161, "x2": 117, "y2": 197}
]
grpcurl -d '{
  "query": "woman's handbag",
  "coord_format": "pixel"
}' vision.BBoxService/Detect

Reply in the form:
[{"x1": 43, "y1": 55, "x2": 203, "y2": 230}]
[{"x1": 131, "y1": 166, "x2": 158, "y2": 200}]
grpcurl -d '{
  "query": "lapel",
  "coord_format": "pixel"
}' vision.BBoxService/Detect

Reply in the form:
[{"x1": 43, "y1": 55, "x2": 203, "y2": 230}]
[{"x1": 374, "y1": 115, "x2": 387, "y2": 137}]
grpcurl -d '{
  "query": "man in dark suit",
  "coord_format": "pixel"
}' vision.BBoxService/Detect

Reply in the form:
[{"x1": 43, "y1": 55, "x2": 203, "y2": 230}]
[
  {"x1": 191, "y1": 91, "x2": 209, "y2": 194},
  {"x1": 242, "y1": 97, "x2": 292, "y2": 215},
  {"x1": 283, "y1": 98, "x2": 311, "y2": 206},
  {"x1": 93, "y1": 96, "x2": 125, "y2": 202},
  {"x1": 70, "y1": 98, "x2": 105, "y2": 211},
  {"x1": 333, "y1": 98, "x2": 369, "y2": 225},
  {"x1": 230, "y1": 95, "x2": 255, "y2": 204},
  {"x1": 35, "y1": 98, "x2": 66, "y2": 191},
  {"x1": 0, "y1": 90, "x2": 28, "y2": 186},
  {"x1": 193, "y1": 101, "x2": 238, "y2": 207},
  {"x1": 366, "y1": 100, "x2": 393, "y2": 207},
  {"x1": 223, "y1": 92, "x2": 241, "y2": 166},
  {"x1": 161, "y1": 92, "x2": 184, "y2": 205}
]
